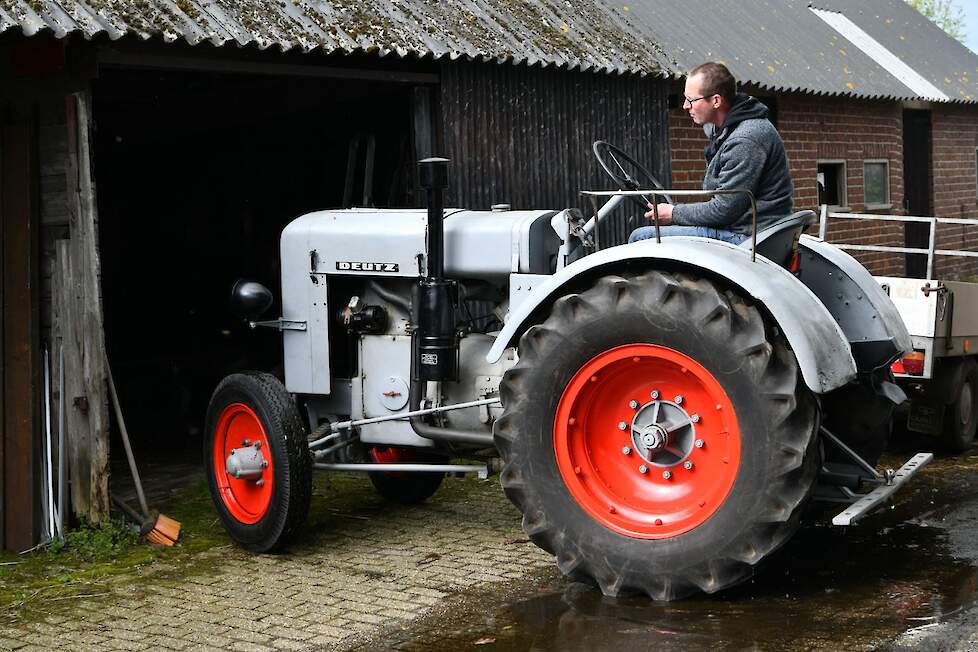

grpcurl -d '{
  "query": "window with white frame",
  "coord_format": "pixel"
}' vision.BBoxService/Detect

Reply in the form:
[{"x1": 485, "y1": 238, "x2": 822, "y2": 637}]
[
  {"x1": 817, "y1": 160, "x2": 847, "y2": 208},
  {"x1": 975, "y1": 148, "x2": 977, "y2": 201},
  {"x1": 864, "y1": 159, "x2": 890, "y2": 209}
]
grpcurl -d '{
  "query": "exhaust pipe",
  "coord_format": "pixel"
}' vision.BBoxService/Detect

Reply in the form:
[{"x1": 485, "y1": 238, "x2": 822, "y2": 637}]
[
  {"x1": 414, "y1": 157, "x2": 458, "y2": 382},
  {"x1": 410, "y1": 158, "x2": 493, "y2": 448}
]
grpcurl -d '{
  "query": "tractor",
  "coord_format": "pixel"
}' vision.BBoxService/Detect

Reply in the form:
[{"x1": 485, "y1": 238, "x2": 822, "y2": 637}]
[{"x1": 205, "y1": 144, "x2": 930, "y2": 600}]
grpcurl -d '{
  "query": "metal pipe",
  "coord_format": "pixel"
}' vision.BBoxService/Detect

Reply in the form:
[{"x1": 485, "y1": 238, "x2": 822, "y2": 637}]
[
  {"x1": 407, "y1": 356, "x2": 496, "y2": 447},
  {"x1": 330, "y1": 397, "x2": 499, "y2": 432},
  {"x1": 927, "y1": 217, "x2": 937, "y2": 279},
  {"x1": 581, "y1": 188, "x2": 758, "y2": 260},
  {"x1": 307, "y1": 398, "x2": 499, "y2": 449},
  {"x1": 820, "y1": 426, "x2": 883, "y2": 481},
  {"x1": 107, "y1": 364, "x2": 150, "y2": 518},
  {"x1": 314, "y1": 462, "x2": 489, "y2": 479},
  {"x1": 57, "y1": 344, "x2": 65, "y2": 538},
  {"x1": 583, "y1": 193, "x2": 625, "y2": 235},
  {"x1": 43, "y1": 348, "x2": 55, "y2": 540}
]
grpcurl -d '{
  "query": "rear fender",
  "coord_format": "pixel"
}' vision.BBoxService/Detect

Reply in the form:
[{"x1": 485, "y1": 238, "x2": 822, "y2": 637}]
[
  {"x1": 486, "y1": 237, "x2": 857, "y2": 395},
  {"x1": 796, "y1": 235, "x2": 911, "y2": 372}
]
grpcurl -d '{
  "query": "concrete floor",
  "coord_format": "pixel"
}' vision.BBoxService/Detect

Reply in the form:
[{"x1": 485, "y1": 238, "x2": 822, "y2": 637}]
[{"x1": 4, "y1": 440, "x2": 978, "y2": 651}]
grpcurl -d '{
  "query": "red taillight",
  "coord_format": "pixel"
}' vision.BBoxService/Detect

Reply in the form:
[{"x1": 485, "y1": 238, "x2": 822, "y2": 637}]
[
  {"x1": 788, "y1": 250, "x2": 801, "y2": 273},
  {"x1": 892, "y1": 351, "x2": 925, "y2": 376}
]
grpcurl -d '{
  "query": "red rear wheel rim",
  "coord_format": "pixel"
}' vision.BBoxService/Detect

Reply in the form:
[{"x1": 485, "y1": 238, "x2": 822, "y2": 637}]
[
  {"x1": 213, "y1": 403, "x2": 274, "y2": 524},
  {"x1": 553, "y1": 344, "x2": 741, "y2": 539}
]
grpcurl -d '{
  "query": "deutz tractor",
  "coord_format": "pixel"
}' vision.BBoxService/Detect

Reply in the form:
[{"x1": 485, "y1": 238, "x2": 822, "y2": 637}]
[{"x1": 205, "y1": 144, "x2": 930, "y2": 600}]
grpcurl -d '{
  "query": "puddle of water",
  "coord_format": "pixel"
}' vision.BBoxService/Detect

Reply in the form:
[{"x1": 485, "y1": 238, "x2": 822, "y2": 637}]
[{"x1": 398, "y1": 453, "x2": 978, "y2": 652}]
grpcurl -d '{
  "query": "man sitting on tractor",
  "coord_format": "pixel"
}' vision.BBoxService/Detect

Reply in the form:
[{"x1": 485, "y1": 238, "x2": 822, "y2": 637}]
[{"x1": 629, "y1": 61, "x2": 793, "y2": 245}]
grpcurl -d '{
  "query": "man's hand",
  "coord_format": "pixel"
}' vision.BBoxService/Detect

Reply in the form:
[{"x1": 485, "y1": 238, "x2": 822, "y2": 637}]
[{"x1": 644, "y1": 203, "x2": 673, "y2": 225}]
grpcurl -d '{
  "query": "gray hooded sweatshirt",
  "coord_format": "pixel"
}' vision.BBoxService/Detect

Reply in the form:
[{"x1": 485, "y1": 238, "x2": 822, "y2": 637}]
[{"x1": 671, "y1": 94, "x2": 793, "y2": 234}]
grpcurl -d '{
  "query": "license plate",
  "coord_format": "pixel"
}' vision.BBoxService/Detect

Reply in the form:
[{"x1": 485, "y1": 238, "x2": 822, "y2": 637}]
[{"x1": 907, "y1": 403, "x2": 943, "y2": 435}]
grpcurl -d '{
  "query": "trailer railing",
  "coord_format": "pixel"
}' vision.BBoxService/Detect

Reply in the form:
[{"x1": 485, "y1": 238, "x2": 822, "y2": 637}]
[{"x1": 819, "y1": 205, "x2": 978, "y2": 279}]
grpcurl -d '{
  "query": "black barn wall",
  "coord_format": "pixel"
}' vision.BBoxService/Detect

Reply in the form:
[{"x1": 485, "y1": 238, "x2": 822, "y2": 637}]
[{"x1": 440, "y1": 60, "x2": 671, "y2": 245}]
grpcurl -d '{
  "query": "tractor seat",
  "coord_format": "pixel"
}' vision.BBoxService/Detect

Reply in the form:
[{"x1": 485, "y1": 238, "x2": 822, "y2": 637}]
[{"x1": 739, "y1": 210, "x2": 816, "y2": 266}]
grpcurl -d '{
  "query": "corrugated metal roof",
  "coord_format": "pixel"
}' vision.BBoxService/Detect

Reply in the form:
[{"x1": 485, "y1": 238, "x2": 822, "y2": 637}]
[
  {"x1": 0, "y1": 1, "x2": 976, "y2": 104},
  {"x1": 0, "y1": 0, "x2": 675, "y2": 76},
  {"x1": 814, "y1": 0, "x2": 978, "y2": 103},
  {"x1": 811, "y1": 6, "x2": 949, "y2": 102},
  {"x1": 623, "y1": 0, "x2": 928, "y2": 101}
]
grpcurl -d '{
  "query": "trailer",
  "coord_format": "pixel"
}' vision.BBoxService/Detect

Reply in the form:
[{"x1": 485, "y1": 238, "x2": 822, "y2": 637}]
[{"x1": 819, "y1": 208, "x2": 978, "y2": 452}]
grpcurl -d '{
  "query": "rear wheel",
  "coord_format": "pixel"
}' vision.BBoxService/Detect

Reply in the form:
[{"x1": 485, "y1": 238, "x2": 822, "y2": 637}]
[
  {"x1": 205, "y1": 372, "x2": 312, "y2": 552},
  {"x1": 941, "y1": 358, "x2": 978, "y2": 453},
  {"x1": 367, "y1": 447, "x2": 446, "y2": 504},
  {"x1": 494, "y1": 271, "x2": 819, "y2": 599}
]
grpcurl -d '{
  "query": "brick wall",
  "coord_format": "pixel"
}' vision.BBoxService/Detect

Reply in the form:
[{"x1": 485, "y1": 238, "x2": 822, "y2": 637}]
[
  {"x1": 931, "y1": 104, "x2": 978, "y2": 280},
  {"x1": 669, "y1": 89, "x2": 908, "y2": 275}
]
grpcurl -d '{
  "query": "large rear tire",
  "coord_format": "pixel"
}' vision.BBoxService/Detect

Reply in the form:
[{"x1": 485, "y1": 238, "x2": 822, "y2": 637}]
[
  {"x1": 494, "y1": 271, "x2": 819, "y2": 600},
  {"x1": 205, "y1": 372, "x2": 312, "y2": 552}
]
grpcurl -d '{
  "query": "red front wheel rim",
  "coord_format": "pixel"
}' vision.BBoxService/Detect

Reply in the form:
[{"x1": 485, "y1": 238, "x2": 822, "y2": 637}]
[
  {"x1": 213, "y1": 403, "x2": 274, "y2": 524},
  {"x1": 553, "y1": 344, "x2": 741, "y2": 539}
]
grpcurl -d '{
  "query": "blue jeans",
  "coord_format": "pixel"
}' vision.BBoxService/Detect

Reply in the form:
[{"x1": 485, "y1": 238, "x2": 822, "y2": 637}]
[{"x1": 628, "y1": 225, "x2": 748, "y2": 245}]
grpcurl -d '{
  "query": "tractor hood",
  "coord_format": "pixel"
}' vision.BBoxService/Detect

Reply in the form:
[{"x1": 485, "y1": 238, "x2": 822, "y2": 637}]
[{"x1": 281, "y1": 208, "x2": 560, "y2": 283}]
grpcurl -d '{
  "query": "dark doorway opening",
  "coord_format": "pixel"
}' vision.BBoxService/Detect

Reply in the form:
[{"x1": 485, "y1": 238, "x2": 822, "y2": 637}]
[
  {"x1": 93, "y1": 67, "x2": 419, "y2": 464},
  {"x1": 903, "y1": 109, "x2": 932, "y2": 278}
]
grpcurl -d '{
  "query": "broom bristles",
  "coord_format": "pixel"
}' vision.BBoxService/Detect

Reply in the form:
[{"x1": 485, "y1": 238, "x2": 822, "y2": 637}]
[
  {"x1": 154, "y1": 513, "x2": 182, "y2": 541},
  {"x1": 142, "y1": 513, "x2": 181, "y2": 546}
]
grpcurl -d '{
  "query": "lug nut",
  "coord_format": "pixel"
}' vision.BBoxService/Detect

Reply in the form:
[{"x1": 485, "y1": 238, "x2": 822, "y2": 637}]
[
  {"x1": 684, "y1": 461, "x2": 694, "y2": 470},
  {"x1": 695, "y1": 439, "x2": 705, "y2": 448},
  {"x1": 691, "y1": 414, "x2": 700, "y2": 423},
  {"x1": 639, "y1": 465, "x2": 648, "y2": 474},
  {"x1": 662, "y1": 470, "x2": 672, "y2": 480},
  {"x1": 261, "y1": 461, "x2": 269, "y2": 469},
  {"x1": 674, "y1": 395, "x2": 684, "y2": 405},
  {"x1": 618, "y1": 421, "x2": 628, "y2": 431},
  {"x1": 629, "y1": 400, "x2": 639, "y2": 409},
  {"x1": 242, "y1": 439, "x2": 251, "y2": 446},
  {"x1": 622, "y1": 446, "x2": 631, "y2": 455},
  {"x1": 254, "y1": 441, "x2": 262, "y2": 449},
  {"x1": 650, "y1": 390, "x2": 660, "y2": 399}
]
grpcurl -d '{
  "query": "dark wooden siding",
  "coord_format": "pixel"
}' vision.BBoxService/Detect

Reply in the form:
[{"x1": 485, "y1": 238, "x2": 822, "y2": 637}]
[{"x1": 440, "y1": 61, "x2": 672, "y2": 247}]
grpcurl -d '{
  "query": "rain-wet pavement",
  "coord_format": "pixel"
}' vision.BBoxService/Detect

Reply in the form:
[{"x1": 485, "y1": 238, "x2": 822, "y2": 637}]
[{"x1": 370, "y1": 441, "x2": 978, "y2": 651}]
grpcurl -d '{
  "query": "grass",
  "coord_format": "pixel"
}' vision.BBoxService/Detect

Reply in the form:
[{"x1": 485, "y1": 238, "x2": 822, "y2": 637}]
[{"x1": 0, "y1": 479, "x2": 229, "y2": 626}]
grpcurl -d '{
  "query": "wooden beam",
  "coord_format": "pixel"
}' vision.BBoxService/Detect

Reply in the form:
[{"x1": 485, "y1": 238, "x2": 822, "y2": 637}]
[
  {"x1": 62, "y1": 93, "x2": 109, "y2": 524},
  {"x1": 1, "y1": 121, "x2": 41, "y2": 552},
  {"x1": 97, "y1": 50, "x2": 439, "y2": 84}
]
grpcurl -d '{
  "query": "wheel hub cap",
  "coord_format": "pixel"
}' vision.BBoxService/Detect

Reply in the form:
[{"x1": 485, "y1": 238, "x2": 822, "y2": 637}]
[
  {"x1": 212, "y1": 403, "x2": 274, "y2": 524},
  {"x1": 961, "y1": 382, "x2": 974, "y2": 426},
  {"x1": 631, "y1": 400, "x2": 695, "y2": 465},
  {"x1": 553, "y1": 344, "x2": 742, "y2": 539}
]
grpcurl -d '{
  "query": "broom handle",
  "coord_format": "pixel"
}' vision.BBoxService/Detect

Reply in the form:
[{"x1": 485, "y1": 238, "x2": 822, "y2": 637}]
[
  {"x1": 111, "y1": 494, "x2": 145, "y2": 524},
  {"x1": 106, "y1": 363, "x2": 150, "y2": 519}
]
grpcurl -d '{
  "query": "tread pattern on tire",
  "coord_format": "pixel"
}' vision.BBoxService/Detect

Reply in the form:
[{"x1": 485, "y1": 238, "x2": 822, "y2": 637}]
[{"x1": 494, "y1": 270, "x2": 819, "y2": 600}]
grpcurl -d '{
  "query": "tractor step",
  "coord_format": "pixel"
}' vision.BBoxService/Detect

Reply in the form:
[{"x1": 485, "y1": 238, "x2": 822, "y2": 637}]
[{"x1": 831, "y1": 452, "x2": 934, "y2": 526}]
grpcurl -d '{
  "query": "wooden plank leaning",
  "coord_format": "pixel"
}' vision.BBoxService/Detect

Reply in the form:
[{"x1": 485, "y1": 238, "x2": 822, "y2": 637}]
[{"x1": 61, "y1": 92, "x2": 109, "y2": 524}]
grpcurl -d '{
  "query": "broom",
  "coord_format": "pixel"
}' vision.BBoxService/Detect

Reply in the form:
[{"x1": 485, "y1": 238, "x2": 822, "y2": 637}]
[{"x1": 107, "y1": 362, "x2": 181, "y2": 546}]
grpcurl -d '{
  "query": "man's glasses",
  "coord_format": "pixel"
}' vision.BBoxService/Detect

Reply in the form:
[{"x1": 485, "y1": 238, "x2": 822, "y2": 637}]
[{"x1": 683, "y1": 94, "x2": 715, "y2": 106}]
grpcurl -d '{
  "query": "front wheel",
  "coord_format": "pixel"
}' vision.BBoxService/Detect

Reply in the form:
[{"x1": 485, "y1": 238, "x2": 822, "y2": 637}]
[
  {"x1": 494, "y1": 271, "x2": 819, "y2": 599},
  {"x1": 204, "y1": 372, "x2": 312, "y2": 552}
]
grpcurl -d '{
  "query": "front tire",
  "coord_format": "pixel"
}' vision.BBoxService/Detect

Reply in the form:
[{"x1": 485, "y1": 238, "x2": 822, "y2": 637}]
[
  {"x1": 205, "y1": 372, "x2": 312, "y2": 552},
  {"x1": 494, "y1": 271, "x2": 819, "y2": 599}
]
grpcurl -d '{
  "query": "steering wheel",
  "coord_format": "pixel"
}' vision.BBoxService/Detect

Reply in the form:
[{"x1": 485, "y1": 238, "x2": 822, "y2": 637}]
[{"x1": 592, "y1": 140, "x2": 674, "y2": 209}]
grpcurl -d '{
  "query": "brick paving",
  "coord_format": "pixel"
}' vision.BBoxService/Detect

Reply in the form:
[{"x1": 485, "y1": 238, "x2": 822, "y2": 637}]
[{"x1": 0, "y1": 476, "x2": 553, "y2": 651}]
